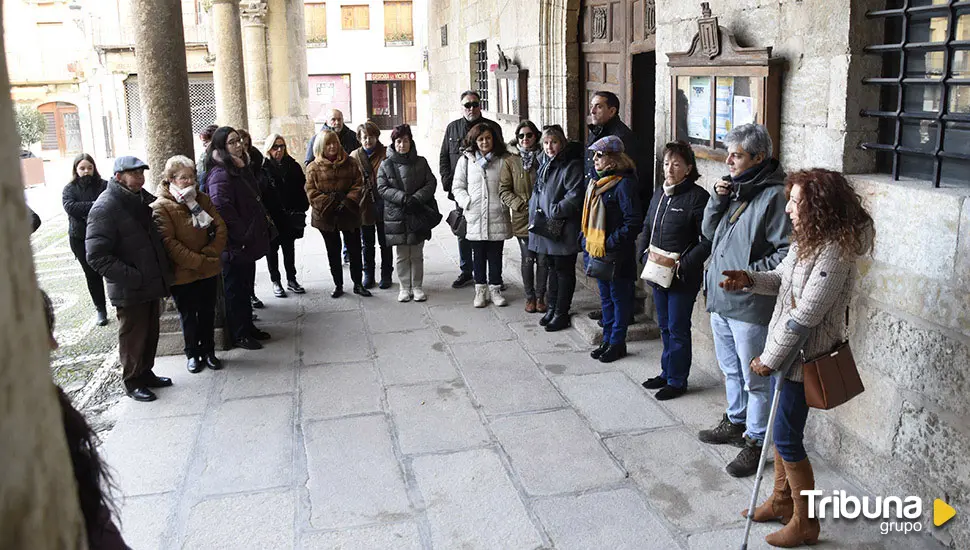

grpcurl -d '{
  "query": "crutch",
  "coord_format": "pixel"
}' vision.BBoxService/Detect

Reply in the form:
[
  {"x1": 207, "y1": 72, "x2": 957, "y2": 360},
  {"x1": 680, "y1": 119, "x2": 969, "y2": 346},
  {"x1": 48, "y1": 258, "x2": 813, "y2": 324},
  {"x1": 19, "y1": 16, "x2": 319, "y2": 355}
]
[{"x1": 740, "y1": 368, "x2": 787, "y2": 550}]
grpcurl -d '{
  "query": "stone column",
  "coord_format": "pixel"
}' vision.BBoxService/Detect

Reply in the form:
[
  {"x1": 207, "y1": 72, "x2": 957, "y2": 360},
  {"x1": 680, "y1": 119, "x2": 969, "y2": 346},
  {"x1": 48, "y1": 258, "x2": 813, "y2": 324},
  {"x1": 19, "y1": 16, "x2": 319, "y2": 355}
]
[
  {"x1": 211, "y1": 0, "x2": 248, "y2": 128},
  {"x1": 241, "y1": 1, "x2": 270, "y2": 142},
  {"x1": 131, "y1": 0, "x2": 194, "y2": 190},
  {"x1": 0, "y1": 1, "x2": 87, "y2": 544},
  {"x1": 266, "y1": 0, "x2": 313, "y2": 153}
]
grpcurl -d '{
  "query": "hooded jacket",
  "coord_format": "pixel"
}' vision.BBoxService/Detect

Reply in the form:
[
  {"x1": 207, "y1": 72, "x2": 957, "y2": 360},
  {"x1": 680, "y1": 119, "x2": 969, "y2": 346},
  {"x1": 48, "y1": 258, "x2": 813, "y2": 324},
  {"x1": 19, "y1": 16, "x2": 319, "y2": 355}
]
[
  {"x1": 452, "y1": 151, "x2": 513, "y2": 242},
  {"x1": 85, "y1": 180, "x2": 172, "y2": 307},
  {"x1": 62, "y1": 176, "x2": 108, "y2": 239},
  {"x1": 702, "y1": 158, "x2": 792, "y2": 325},
  {"x1": 377, "y1": 146, "x2": 439, "y2": 246},
  {"x1": 529, "y1": 141, "x2": 586, "y2": 256},
  {"x1": 305, "y1": 150, "x2": 364, "y2": 232}
]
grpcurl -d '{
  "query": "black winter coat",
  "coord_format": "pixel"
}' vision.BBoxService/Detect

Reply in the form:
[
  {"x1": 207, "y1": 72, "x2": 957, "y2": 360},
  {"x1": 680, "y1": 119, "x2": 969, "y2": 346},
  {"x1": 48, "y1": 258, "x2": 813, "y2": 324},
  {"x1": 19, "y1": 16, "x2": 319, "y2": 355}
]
[
  {"x1": 207, "y1": 164, "x2": 272, "y2": 264},
  {"x1": 378, "y1": 147, "x2": 439, "y2": 246},
  {"x1": 261, "y1": 155, "x2": 309, "y2": 239},
  {"x1": 304, "y1": 125, "x2": 362, "y2": 165},
  {"x1": 593, "y1": 171, "x2": 643, "y2": 280},
  {"x1": 529, "y1": 142, "x2": 586, "y2": 257},
  {"x1": 62, "y1": 177, "x2": 108, "y2": 239},
  {"x1": 85, "y1": 180, "x2": 172, "y2": 307},
  {"x1": 586, "y1": 117, "x2": 652, "y2": 211},
  {"x1": 438, "y1": 116, "x2": 504, "y2": 198},
  {"x1": 639, "y1": 180, "x2": 712, "y2": 291}
]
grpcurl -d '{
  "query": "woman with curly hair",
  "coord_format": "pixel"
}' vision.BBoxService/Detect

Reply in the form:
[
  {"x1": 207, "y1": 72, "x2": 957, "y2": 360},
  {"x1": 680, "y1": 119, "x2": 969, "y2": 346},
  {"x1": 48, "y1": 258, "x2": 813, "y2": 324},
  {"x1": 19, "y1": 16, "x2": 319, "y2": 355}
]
[{"x1": 719, "y1": 169, "x2": 874, "y2": 548}]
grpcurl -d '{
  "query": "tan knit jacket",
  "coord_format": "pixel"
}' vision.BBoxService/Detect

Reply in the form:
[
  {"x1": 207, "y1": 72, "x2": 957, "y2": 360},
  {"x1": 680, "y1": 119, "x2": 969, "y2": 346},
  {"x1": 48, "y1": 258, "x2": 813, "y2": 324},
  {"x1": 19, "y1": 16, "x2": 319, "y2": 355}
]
[{"x1": 746, "y1": 241, "x2": 857, "y2": 382}]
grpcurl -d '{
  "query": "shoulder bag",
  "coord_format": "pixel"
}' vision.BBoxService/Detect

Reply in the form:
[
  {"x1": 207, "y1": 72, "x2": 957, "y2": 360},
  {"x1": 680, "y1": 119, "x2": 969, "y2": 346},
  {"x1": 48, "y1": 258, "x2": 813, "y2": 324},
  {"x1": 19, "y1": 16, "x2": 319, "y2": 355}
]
[
  {"x1": 639, "y1": 196, "x2": 680, "y2": 288},
  {"x1": 793, "y1": 294, "x2": 865, "y2": 410},
  {"x1": 585, "y1": 253, "x2": 615, "y2": 281},
  {"x1": 528, "y1": 207, "x2": 565, "y2": 240}
]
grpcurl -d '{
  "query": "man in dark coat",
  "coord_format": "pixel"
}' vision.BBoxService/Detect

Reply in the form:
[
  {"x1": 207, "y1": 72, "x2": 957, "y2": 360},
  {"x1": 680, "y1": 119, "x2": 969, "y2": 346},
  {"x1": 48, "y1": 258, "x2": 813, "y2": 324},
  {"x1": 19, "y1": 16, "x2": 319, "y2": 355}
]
[
  {"x1": 438, "y1": 90, "x2": 504, "y2": 288},
  {"x1": 86, "y1": 156, "x2": 173, "y2": 402},
  {"x1": 304, "y1": 109, "x2": 361, "y2": 165},
  {"x1": 586, "y1": 91, "x2": 651, "y2": 209}
]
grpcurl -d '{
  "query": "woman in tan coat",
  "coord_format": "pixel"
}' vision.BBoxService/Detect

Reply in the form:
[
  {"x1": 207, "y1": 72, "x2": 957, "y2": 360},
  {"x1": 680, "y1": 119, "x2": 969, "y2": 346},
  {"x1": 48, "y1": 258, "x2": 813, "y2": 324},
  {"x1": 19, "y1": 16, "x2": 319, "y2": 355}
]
[
  {"x1": 151, "y1": 155, "x2": 228, "y2": 373},
  {"x1": 720, "y1": 169, "x2": 874, "y2": 548},
  {"x1": 306, "y1": 129, "x2": 370, "y2": 298},
  {"x1": 500, "y1": 120, "x2": 547, "y2": 313},
  {"x1": 350, "y1": 121, "x2": 392, "y2": 289}
]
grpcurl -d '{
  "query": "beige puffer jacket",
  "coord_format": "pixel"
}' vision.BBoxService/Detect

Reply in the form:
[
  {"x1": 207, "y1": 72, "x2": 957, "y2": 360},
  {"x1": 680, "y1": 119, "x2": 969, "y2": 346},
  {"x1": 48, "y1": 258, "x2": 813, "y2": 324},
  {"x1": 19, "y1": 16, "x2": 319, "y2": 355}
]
[{"x1": 452, "y1": 152, "x2": 512, "y2": 242}]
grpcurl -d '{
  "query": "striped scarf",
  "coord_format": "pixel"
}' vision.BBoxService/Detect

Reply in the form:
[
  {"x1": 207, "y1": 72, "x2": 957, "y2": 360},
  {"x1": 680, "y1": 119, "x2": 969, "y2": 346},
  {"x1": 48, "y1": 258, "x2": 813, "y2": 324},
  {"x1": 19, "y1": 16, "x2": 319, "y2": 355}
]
[{"x1": 581, "y1": 174, "x2": 622, "y2": 258}]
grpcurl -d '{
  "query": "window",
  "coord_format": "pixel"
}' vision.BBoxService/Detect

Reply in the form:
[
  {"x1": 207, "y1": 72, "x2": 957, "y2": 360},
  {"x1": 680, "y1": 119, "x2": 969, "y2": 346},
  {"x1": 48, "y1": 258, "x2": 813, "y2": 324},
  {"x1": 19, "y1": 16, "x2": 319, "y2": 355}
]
[
  {"x1": 305, "y1": 1, "x2": 327, "y2": 46},
  {"x1": 862, "y1": 0, "x2": 970, "y2": 187},
  {"x1": 341, "y1": 4, "x2": 369, "y2": 30},
  {"x1": 125, "y1": 74, "x2": 216, "y2": 140},
  {"x1": 309, "y1": 74, "x2": 353, "y2": 127},
  {"x1": 384, "y1": 1, "x2": 413, "y2": 44},
  {"x1": 470, "y1": 40, "x2": 489, "y2": 111}
]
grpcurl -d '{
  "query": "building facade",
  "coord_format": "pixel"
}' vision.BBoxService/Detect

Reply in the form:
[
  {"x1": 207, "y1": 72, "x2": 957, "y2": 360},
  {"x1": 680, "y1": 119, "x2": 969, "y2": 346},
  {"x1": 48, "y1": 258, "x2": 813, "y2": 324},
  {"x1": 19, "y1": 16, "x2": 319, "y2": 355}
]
[
  {"x1": 428, "y1": 1, "x2": 969, "y2": 547},
  {"x1": 304, "y1": 0, "x2": 428, "y2": 138}
]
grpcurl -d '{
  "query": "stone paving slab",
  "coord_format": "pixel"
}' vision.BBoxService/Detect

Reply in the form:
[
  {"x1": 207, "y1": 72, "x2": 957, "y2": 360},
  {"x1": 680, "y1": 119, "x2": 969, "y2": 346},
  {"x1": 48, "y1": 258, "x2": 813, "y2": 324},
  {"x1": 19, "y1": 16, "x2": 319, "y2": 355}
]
[
  {"x1": 302, "y1": 310, "x2": 372, "y2": 364},
  {"x1": 373, "y1": 329, "x2": 458, "y2": 385},
  {"x1": 105, "y1": 356, "x2": 214, "y2": 421},
  {"x1": 491, "y1": 409, "x2": 627, "y2": 496},
  {"x1": 117, "y1": 492, "x2": 177, "y2": 550},
  {"x1": 363, "y1": 298, "x2": 432, "y2": 334},
  {"x1": 101, "y1": 415, "x2": 201, "y2": 496},
  {"x1": 303, "y1": 415, "x2": 411, "y2": 529},
  {"x1": 428, "y1": 304, "x2": 516, "y2": 343},
  {"x1": 450, "y1": 341, "x2": 565, "y2": 415},
  {"x1": 300, "y1": 362, "x2": 383, "y2": 421},
  {"x1": 532, "y1": 350, "x2": 616, "y2": 377},
  {"x1": 193, "y1": 394, "x2": 295, "y2": 496},
  {"x1": 507, "y1": 319, "x2": 584, "y2": 353},
  {"x1": 533, "y1": 487, "x2": 682, "y2": 550},
  {"x1": 386, "y1": 380, "x2": 492, "y2": 454},
  {"x1": 299, "y1": 522, "x2": 423, "y2": 550},
  {"x1": 410, "y1": 448, "x2": 544, "y2": 549},
  {"x1": 223, "y1": 322, "x2": 299, "y2": 367},
  {"x1": 553, "y1": 371, "x2": 679, "y2": 434},
  {"x1": 182, "y1": 489, "x2": 296, "y2": 549},
  {"x1": 606, "y1": 429, "x2": 752, "y2": 532},
  {"x1": 220, "y1": 357, "x2": 297, "y2": 401}
]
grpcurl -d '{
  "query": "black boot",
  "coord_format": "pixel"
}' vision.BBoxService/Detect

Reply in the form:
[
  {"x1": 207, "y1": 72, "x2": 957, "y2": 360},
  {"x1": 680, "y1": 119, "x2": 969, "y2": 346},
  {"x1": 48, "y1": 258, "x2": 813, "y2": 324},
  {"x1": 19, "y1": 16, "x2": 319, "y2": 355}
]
[
  {"x1": 204, "y1": 353, "x2": 223, "y2": 370},
  {"x1": 362, "y1": 269, "x2": 375, "y2": 289},
  {"x1": 331, "y1": 286, "x2": 344, "y2": 298},
  {"x1": 590, "y1": 341, "x2": 610, "y2": 359},
  {"x1": 539, "y1": 308, "x2": 557, "y2": 327},
  {"x1": 378, "y1": 271, "x2": 393, "y2": 289},
  {"x1": 96, "y1": 307, "x2": 109, "y2": 326},
  {"x1": 545, "y1": 313, "x2": 571, "y2": 332},
  {"x1": 598, "y1": 342, "x2": 627, "y2": 363},
  {"x1": 353, "y1": 283, "x2": 372, "y2": 297}
]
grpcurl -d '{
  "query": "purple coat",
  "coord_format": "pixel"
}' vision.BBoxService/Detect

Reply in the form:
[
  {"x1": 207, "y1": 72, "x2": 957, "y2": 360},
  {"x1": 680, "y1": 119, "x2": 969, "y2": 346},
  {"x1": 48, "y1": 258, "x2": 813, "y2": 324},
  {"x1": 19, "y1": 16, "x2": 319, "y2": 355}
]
[{"x1": 206, "y1": 165, "x2": 271, "y2": 264}]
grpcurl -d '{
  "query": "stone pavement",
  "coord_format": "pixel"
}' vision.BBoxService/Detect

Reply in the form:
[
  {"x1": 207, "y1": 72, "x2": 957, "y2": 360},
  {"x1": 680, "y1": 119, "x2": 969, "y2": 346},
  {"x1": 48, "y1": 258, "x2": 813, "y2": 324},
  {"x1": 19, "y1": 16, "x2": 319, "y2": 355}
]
[{"x1": 100, "y1": 220, "x2": 947, "y2": 550}]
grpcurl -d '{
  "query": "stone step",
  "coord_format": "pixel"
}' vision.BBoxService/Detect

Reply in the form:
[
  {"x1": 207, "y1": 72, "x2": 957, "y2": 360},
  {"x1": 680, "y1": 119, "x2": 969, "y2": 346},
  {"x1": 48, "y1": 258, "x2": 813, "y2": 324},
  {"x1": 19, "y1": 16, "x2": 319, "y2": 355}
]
[
  {"x1": 571, "y1": 312, "x2": 660, "y2": 345},
  {"x1": 157, "y1": 328, "x2": 229, "y2": 356}
]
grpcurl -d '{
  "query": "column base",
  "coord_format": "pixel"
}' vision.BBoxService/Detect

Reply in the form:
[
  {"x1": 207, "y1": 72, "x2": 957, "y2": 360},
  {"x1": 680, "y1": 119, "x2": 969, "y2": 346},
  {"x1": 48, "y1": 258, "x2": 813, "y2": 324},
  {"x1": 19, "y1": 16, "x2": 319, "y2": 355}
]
[{"x1": 271, "y1": 115, "x2": 314, "y2": 160}]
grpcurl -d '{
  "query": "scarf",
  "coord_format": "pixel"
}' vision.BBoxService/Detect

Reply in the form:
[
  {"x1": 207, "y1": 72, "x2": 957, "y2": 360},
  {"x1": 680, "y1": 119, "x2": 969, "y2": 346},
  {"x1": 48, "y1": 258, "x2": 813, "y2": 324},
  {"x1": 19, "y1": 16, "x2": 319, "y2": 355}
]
[
  {"x1": 170, "y1": 184, "x2": 214, "y2": 229},
  {"x1": 663, "y1": 179, "x2": 683, "y2": 196},
  {"x1": 475, "y1": 150, "x2": 493, "y2": 168},
  {"x1": 581, "y1": 174, "x2": 623, "y2": 258},
  {"x1": 518, "y1": 146, "x2": 538, "y2": 171}
]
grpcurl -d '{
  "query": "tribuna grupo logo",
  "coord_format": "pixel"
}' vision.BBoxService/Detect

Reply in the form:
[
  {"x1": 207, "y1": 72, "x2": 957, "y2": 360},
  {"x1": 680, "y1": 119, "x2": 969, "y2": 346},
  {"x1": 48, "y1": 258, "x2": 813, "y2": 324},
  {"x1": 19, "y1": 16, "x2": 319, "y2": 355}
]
[{"x1": 803, "y1": 490, "x2": 956, "y2": 536}]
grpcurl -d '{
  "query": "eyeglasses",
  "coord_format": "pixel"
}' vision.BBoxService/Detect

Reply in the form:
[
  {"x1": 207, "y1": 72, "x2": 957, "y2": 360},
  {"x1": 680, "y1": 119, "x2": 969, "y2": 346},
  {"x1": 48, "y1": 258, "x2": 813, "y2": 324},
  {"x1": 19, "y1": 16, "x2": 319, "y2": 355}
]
[
  {"x1": 463, "y1": 101, "x2": 481, "y2": 109},
  {"x1": 271, "y1": 143, "x2": 285, "y2": 150},
  {"x1": 227, "y1": 138, "x2": 241, "y2": 146},
  {"x1": 518, "y1": 132, "x2": 535, "y2": 139}
]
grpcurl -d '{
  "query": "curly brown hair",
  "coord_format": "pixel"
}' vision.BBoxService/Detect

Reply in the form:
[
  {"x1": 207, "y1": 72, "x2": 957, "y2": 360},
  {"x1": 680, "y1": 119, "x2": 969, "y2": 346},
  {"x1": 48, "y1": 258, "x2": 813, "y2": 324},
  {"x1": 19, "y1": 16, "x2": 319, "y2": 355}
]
[{"x1": 786, "y1": 169, "x2": 875, "y2": 260}]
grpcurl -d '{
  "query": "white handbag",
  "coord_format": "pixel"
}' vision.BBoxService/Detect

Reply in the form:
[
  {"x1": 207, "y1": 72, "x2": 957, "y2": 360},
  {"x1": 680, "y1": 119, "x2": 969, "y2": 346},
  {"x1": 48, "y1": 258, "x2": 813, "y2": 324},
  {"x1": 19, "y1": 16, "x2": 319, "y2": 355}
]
[{"x1": 640, "y1": 245, "x2": 680, "y2": 288}]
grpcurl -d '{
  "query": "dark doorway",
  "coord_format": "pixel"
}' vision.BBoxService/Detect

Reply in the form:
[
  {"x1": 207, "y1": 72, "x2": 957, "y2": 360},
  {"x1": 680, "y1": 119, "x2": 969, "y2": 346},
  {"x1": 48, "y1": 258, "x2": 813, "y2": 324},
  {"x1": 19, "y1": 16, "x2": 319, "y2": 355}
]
[
  {"x1": 366, "y1": 80, "x2": 406, "y2": 130},
  {"x1": 631, "y1": 51, "x2": 657, "y2": 188}
]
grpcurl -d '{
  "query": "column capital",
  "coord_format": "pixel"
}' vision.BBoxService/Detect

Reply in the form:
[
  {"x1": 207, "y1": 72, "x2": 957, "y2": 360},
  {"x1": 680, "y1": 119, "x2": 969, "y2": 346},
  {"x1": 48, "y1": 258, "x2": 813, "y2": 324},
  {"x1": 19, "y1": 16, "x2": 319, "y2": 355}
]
[{"x1": 240, "y1": 0, "x2": 268, "y2": 24}]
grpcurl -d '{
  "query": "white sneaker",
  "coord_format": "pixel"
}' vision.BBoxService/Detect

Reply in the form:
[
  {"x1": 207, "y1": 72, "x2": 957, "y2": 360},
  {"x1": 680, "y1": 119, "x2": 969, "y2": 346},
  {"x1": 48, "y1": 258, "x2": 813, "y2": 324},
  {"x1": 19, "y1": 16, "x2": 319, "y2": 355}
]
[
  {"x1": 489, "y1": 284, "x2": 507, "y2": 307},
  {"x1": 412, "y1": 287, "x2": 427, "y2": 302},
  {"x1": 398, "y1": 288, "x2": 412, "y2": 302},
  {"x1": 473, "y1": 284, "x2": 488, "y2": 308}
]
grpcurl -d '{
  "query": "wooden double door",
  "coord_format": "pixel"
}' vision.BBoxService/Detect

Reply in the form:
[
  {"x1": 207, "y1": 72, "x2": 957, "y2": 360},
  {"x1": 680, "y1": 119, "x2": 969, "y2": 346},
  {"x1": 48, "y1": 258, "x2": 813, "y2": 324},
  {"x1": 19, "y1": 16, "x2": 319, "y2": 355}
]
[{"x1": 579, "y1": 0, "x2": 658, "y2": 182}]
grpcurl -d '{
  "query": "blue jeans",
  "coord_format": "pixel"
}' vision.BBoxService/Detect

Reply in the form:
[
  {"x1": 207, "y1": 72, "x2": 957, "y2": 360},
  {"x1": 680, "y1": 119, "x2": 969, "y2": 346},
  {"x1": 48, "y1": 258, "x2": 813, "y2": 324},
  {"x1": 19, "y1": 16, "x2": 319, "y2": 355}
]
[
  {"x1": 710, "y1": 312, "x2": 773, "y2": 443},
  {"x1": 598, "y1": 278, "x2": 635, "y2": 345},
  {"x1": 653, "y1": 286, "x2": 699, "y2": 389},
  {"x1": 774, "y1": 380, "x2": 810, "y2": 462},
  {"x1": 458, "y1": 235, "x2": 472, "y2": 275}
]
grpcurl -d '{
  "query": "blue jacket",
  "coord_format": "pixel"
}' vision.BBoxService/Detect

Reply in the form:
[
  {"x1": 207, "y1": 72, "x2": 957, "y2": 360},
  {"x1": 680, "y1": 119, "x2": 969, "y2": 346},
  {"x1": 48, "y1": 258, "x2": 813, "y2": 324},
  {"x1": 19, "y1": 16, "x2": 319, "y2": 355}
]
[{"x1": 590, "y1": 171, "x2": 642, "y2": 280}]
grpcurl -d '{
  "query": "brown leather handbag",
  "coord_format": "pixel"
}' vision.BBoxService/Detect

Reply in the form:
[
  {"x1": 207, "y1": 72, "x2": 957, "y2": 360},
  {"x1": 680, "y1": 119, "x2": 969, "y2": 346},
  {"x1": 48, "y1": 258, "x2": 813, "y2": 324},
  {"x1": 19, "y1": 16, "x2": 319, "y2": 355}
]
[{"x1": 793, "y1": 294, "x2": 865, "y2": 409}]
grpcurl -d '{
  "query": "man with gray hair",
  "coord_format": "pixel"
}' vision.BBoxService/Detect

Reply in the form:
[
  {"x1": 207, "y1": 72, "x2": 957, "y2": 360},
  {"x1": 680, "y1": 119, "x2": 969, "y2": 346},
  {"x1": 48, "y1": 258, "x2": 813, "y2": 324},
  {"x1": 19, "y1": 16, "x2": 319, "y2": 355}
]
[
  {"x1": 305, "y1": 109, "x2": 361, "y2": 165},
  {"x1": 698, "y1": 123, "x2": 791, "y2": 478}
]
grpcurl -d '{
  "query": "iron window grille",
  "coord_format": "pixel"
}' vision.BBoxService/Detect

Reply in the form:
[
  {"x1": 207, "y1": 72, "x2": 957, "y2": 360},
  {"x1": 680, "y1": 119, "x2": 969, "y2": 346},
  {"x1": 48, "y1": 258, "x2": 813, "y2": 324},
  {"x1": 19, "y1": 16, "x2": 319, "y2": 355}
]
[
  {"x1": 471, "y1": 40, "x2": 489, "y2": 111},
  {"x1": 862, "y1": 0, "x2": 970, "y2": 187},
  {"x1": 124, "y1": 74, "x2": 216, "y2": 140}
]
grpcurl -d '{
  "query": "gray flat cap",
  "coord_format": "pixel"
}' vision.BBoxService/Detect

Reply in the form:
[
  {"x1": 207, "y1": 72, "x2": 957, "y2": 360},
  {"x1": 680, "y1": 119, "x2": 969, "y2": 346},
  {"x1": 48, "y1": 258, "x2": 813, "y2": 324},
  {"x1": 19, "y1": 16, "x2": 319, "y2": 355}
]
[{"x1": 113, "y1": 155, "x2": 149, "y2": 173}]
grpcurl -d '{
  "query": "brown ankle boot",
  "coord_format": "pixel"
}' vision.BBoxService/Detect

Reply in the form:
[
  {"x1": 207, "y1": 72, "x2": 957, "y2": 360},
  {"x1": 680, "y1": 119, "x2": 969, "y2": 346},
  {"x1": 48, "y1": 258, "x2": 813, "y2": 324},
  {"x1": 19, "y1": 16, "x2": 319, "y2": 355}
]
[
  {"x1": 536, "y1": 297, "x2": 548, "y2": 313},
  {"x1": 765, "y1": 458, "x2": 820, "y2": 548},
  {"x1": 742, "y1": 448, "x2": 793, "y2": 524}
]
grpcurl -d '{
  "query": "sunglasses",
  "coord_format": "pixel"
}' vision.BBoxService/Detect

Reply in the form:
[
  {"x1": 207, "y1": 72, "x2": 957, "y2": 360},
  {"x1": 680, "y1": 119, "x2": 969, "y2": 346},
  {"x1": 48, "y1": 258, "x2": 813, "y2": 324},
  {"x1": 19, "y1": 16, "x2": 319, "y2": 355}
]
[
  {"x1": 271, "y1": 143, "x2": 285, "y2": 150},
  {"x1": 593, "y1": 151, "x2": 606, "y2": 159},
  {"x1": 518, "y1": 132, "x2": 535, "y2": 139},
  {"x1": 463, "y1": 101, "x2": 481, "y2": 109}
]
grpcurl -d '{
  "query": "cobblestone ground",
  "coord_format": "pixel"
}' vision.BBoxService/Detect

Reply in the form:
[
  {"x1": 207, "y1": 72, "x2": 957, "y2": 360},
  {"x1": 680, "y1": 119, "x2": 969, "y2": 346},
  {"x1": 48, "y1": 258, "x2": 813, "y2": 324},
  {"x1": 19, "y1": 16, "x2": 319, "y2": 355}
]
[{"x1": 32, "y1": 210, "x2": 126, "y2": 419}]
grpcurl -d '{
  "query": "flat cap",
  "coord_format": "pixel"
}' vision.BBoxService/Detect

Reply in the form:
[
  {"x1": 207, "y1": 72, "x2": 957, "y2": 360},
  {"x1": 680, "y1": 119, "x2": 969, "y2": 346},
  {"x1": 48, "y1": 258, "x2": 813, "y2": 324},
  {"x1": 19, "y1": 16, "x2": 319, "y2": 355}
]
[
  {"x1": 113, "y1": 155, "x2": 149, "y2": 173},
  {"x1": 588, "y1": 135, "x2": 625, "y2": 154}
]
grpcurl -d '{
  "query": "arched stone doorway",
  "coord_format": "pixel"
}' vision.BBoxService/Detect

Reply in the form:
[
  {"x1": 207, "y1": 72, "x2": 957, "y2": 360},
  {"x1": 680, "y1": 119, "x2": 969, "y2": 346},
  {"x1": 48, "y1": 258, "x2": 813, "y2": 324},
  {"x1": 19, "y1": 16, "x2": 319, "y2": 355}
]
[{"x1": 37, "y1": 101, "x2": 82, "y2": 157}]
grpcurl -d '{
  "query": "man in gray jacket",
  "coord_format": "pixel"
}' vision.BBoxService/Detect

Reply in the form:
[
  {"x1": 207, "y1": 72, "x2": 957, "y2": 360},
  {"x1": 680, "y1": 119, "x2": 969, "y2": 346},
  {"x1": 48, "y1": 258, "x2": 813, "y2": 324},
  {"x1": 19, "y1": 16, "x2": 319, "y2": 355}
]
[{"x1": 698, "y1": 124, "x2": 791, "y2": 478}]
